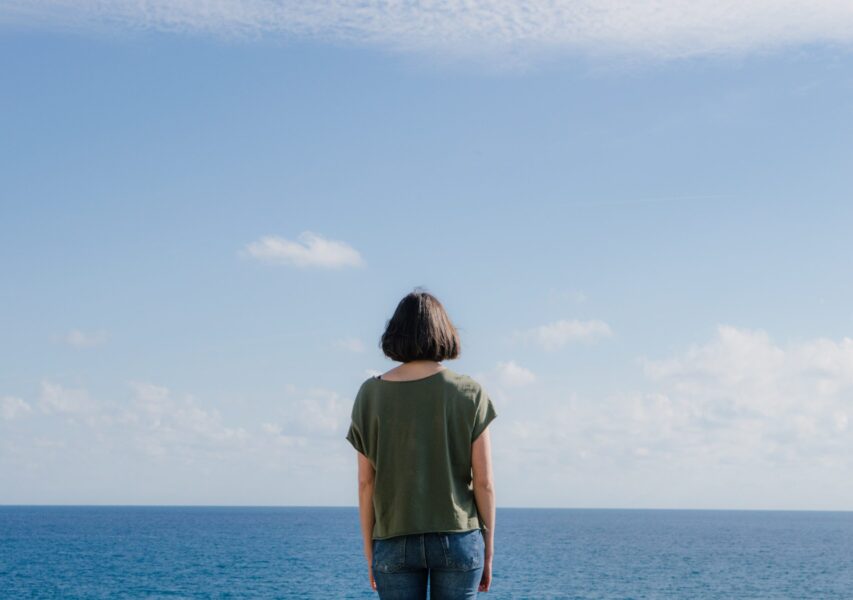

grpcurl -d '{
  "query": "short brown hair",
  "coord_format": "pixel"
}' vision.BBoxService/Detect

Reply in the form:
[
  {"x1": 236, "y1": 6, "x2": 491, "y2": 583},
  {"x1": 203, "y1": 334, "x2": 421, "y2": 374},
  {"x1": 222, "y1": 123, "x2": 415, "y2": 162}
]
[{"x1": 380, "y1": 287, "x2": 461, "y2": 363}]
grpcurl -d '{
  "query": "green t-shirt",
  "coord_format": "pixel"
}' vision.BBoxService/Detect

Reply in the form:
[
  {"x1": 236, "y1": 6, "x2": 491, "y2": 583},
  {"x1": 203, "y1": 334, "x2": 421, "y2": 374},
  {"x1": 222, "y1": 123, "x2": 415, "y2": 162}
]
[{"x1": 345, "y1": 367, "x2": 497, "y2": 540}]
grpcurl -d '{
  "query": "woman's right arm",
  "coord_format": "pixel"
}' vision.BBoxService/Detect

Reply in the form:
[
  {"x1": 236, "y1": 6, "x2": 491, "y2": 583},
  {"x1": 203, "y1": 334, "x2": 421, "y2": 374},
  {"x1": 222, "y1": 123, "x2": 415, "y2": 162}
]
[{"x1": 472, "y1": 427, "x2": 495, "y2": 592}]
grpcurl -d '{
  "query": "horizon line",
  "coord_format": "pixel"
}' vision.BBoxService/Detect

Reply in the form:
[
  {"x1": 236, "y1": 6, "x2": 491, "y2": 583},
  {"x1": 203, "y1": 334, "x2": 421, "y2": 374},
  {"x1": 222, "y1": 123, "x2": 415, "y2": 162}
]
[{"x1": 1, "y1": 503, "x2": 851, "y2": 513}]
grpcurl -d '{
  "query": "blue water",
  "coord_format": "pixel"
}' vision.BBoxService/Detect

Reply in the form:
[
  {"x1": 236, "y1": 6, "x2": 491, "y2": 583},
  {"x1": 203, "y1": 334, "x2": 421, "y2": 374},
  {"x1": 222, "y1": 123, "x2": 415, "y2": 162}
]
[{"x1": 1, "y1": 507, "x2": 851, "y2": 599}]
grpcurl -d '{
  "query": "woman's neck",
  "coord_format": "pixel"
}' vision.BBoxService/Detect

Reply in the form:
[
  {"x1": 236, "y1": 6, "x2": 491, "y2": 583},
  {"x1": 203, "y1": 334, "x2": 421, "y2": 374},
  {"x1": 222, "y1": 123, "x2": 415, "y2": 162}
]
[{"x1": 381, "y1": 360, "x2": 446, "y2": 381}]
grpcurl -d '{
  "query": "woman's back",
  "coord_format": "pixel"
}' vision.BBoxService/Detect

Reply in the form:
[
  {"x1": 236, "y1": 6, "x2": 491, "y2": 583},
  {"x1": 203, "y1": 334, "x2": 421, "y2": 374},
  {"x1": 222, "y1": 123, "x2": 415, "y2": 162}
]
[
  {"x1": 346, "y1": 367, "x2": 497, "y2": 539},
  {"x1": 348, "y1": 287, "x2": 496, "y2": 597}
]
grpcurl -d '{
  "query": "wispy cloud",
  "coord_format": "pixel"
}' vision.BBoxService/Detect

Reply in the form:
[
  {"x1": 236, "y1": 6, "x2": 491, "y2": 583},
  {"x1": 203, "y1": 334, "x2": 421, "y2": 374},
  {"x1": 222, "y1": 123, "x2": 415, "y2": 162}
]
[
  {"x1": 488, "y1": 325, "x2": 853, "y2": 508},
  {"x1": 2, "y1": 1, "x2": 853, "y2": 61},
  {"x1": 6, "y1": 325, "x2": 853, "y2": 508},
  {"x1": 281, "y1": 387, "x2": 350, "y2": 436},
  {"x1": 38, "y1": 381, "x2": 97, "y2": 415},
  {"x1": 128, "y1": 382, "x2": 249, "y2": 459},
  {"x1": 0, "y1": 380, "x2": 356, "y2": 503},
  {"x1": 502, "y1": 325, "x2": 853, "y2": 472},
  {"x1": 629, "y1": 325, "x2": 853, "y2": 467},
  {"x1": 640, "y1": 324, "x2": 853, "y2": 430},
  {"x1": 242, "y1": 231, "x2": 365, "y2": 269},
  {"x1": 494, "y1": 360, "x2": 537, "y2": 387},
  {"x1": 1, "y1": 396, "x2": 31, "y2": 420},
  {"x1": 517, "y1": 318, "x2": 612, "y2": 350},
  {"x1": 62, "y1": 329, "x2": 109, "y2": 348}
]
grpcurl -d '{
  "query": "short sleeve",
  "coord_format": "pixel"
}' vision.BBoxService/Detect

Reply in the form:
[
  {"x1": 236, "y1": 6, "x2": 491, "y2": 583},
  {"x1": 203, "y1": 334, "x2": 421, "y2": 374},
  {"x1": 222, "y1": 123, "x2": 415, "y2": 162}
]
[
  {"x1": 345, "y1": 382, "x2": 369, "y2": 456},
  {"x1": 346, "y1": 422, "x2": 367, "y2": 455},
  {"x1": 471, "y1": 387, "x2": 497, "y2": 442}
]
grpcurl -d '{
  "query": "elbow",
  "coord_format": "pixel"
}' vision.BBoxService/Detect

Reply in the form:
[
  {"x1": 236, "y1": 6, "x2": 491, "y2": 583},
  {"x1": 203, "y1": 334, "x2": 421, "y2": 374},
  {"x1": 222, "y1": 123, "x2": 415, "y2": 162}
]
[
  {"x1": 358, "y1": 476, "x2": 375, "y2": 493},
  {"x1": 473, "y1": 478, "x2": 495, "y2": 494}
]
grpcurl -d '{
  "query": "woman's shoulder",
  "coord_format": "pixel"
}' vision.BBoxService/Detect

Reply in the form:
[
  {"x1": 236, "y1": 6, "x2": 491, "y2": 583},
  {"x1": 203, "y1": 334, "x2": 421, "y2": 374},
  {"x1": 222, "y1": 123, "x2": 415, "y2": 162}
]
[
  {"x1": 444, "y1": 369, "x2": 481, "y2": 392},
  {"x1": 349, "y1": 374, "x2": 378, "y2": 406},
  {"x1": 442, "y1": 370, "x2": 491, "y2": 409},
  {"x1": 357, "y1": 373, "x2": 381, "y2": 393}
]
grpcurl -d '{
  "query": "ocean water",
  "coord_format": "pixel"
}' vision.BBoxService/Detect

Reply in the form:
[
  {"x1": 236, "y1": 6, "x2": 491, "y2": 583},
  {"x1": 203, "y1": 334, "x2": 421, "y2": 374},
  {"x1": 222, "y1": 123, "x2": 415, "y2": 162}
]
[{"x1": 1, "y1": 506, "x2": 851, "y2": 599}]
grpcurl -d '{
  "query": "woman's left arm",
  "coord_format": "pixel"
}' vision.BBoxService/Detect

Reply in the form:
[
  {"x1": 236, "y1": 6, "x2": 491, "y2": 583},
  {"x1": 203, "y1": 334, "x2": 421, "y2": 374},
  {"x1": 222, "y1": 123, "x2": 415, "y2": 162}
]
[{"x1": 357, "y1": 452, "x2": 377, "y2": 591}]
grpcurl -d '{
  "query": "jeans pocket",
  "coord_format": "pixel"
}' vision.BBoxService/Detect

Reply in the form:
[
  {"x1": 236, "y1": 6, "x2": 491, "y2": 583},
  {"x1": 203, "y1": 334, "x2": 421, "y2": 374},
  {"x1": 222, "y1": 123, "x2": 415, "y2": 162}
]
[
  {"x1": 441, "y1": 529, "x2": 484, "y2": 571},
  {"x1": 372, "y1": 535, "x2": 407, "y2": 573}
]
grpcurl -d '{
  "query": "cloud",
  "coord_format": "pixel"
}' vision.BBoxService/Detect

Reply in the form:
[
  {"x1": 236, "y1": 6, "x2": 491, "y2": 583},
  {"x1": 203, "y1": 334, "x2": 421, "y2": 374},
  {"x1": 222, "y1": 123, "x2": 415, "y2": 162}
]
[
  {"x1": 2, "y1": 1, "x2": 853, "y2": 61},
  {"x1": 247, "y1": 387, "x2": 351, "y2": 452},
  {"x1": 7, "y1": 381, "x2": 254, "y2": 461},
  {"x1": 62, "y1": 329, "x2": 109, "y2": 348},
  {"x1": 259, "y1": 422, "x2": 306, "y2": 447},
  {"x1": 128, "y1": 382, "x2": 249, "y2": 458},
  {"x1": 518, "y1": 318, "x2": 612, "y2": 350},
  {"x1": 333, "y1": 337, "x2": 366, "y2": 353},
  {"x1": 502, "y1": 325, "x2": 853, "y2": 477},
  {"x1": 639, "y1": 324, "x2": 853, "y2": 435},
  {"x1": 38, "y1": 381, "x2": 98, "y2": 415},
  {"x1": 0, "y1": 380, "x2": 358, "y2": 504},
  {"x1": 242, "y1": 231, "x2": 365, "y2": 269},
  {"x1": 469, "y1": 361, "x2": 537, "y2": 409},
  {"x1": 279, "y1": 387, "x2": 351, "y2": 436},
  {"x1": 6, "y1": 325, "x2": 853, "y2": 507},
  {"x1": 494, "y1": 360, "x2": 537, "y2": 387},
  {"x1": 1, "y1": 396, "x2": 32, "y2": 420}
]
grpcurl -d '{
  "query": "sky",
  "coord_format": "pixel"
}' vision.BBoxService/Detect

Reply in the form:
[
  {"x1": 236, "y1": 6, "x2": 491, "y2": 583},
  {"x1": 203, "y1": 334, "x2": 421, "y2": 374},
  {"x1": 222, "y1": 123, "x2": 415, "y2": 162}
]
[{"x1": 2, "y1": 1, "x2": 853, "y2": 510}]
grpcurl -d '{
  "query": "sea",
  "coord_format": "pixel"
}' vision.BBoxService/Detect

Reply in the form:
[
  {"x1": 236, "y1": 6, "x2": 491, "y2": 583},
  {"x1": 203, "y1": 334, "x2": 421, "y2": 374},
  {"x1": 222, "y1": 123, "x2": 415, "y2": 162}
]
[{"x1": 1, "y1": 506, "x2": 851, "y2": 599}]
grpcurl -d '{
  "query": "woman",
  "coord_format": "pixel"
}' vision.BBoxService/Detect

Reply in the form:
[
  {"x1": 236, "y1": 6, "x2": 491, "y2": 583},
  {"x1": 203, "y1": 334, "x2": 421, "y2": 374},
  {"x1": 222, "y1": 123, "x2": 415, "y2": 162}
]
[{"x1": 346, "y1": 288, "x2": 497, "y2": 599}]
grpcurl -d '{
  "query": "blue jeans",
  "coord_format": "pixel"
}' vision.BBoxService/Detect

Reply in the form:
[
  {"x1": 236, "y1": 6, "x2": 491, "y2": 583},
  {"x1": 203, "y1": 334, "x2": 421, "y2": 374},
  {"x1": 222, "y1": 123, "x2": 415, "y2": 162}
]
[{"x1": 372, "y1": 529, "x2": 485, "y2": 599}]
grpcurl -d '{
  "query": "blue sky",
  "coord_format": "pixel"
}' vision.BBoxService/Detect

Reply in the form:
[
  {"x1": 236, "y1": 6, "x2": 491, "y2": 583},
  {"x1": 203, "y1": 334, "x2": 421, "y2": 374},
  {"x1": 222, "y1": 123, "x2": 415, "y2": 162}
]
[{"x1": 2, "y1": 3, "x2": 853, "y2": 509}]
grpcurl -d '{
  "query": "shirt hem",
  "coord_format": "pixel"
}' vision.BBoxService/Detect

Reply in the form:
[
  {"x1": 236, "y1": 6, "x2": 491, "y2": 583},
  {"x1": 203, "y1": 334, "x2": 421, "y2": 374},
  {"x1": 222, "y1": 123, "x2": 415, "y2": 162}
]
[{"x1": 372, "y1": 524, "x2": 483, "y2": 540}]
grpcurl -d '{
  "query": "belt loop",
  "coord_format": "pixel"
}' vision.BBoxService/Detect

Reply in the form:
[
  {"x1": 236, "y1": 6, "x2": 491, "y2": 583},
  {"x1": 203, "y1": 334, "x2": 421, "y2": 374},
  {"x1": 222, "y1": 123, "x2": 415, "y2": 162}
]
[{"x1": 439, "y1": 533, "x2": 450, "y2": 565}]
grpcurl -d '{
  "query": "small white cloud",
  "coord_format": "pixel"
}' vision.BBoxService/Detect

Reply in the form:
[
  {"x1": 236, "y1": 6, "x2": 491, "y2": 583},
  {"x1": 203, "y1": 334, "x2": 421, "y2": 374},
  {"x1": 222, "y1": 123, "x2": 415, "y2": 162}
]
[
  {"x1": 1, "y1": 396, "x2": 32, "y2": 420},
  {"x1": 63, "y1": 329, "x2": 108, "y2": 348},
  {"x1": 519, "y1": 318, "x2": 612, "y2": 350},
  {"x1": 260, "y1": 421, "x2": 305, "y2": 447},
  {"x1": 38, "y1": 381, "x2": 97, "y2": 414},
  {"x1": 261, "y1": 422, "x2": 282, "y2": 435},
  {"x1": 365, "y1": 369, "x2": 382, "y2": 378},
  {"x1": 241, "y1": 231, "x2": 365, "y2": 269},
  {"x1": 494, "y1": 360, "x2": 537, "y2": 387},
  {"x1": 333, "y1": 337, "x2": 365, "y2": 353},
  {"x1": 131, "y1": 381, "x2": 169, "y2": 403}
]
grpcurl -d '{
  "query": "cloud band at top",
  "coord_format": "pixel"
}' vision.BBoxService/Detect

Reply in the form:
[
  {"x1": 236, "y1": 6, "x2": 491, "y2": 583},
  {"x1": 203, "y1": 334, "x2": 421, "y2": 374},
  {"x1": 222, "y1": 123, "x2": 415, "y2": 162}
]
[{"x1": 2, "y1": 0, "x2": 853, "y2": 61}]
